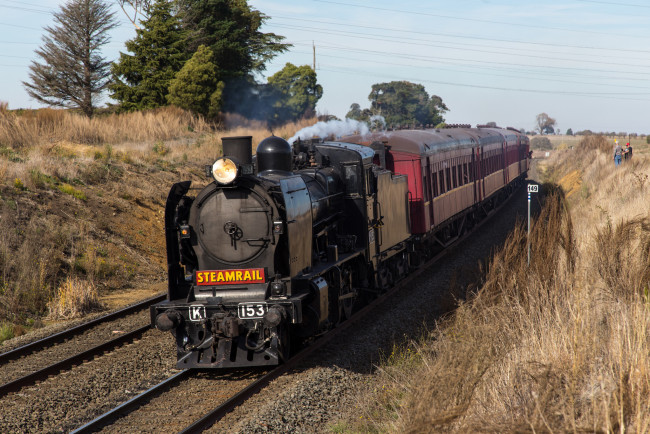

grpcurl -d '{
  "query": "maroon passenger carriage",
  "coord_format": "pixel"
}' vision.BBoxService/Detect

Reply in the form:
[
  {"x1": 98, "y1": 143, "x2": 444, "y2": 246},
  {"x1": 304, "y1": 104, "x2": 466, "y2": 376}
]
[{"x1": 343, "y1": 124, "x2": 530, "y2": 258}]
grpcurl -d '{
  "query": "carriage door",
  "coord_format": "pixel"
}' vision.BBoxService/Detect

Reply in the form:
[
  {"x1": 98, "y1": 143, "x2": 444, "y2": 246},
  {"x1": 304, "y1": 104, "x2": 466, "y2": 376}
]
[
  {"x1": 425, "y1": 159, "x2": 434, "y2": 228},
  {"x1": 475, "y1": 147, "x2": 484, "y2": 202},
  {"x1": 503, "y1": 141, "x2": 509, "y2": 185}
]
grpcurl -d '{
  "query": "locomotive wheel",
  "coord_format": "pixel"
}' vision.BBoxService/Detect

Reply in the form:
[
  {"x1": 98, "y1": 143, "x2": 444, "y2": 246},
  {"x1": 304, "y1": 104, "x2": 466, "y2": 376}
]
[{"x1": 338, "y1": 266, "x2": 355, "y2": 321}]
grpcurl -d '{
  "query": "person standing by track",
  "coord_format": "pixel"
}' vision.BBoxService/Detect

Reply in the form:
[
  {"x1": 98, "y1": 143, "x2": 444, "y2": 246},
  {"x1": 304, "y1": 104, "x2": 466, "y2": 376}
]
[
  {"x1": 624, "y1": 142, "x2": 633, "y2": 161},
  {"x1": 614, "y1": 140, "x2": 623, "y2": 166}
]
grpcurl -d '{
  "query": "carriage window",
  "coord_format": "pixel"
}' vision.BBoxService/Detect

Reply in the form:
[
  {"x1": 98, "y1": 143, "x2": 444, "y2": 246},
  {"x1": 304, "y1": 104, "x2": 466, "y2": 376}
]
[
  {"x1": 445, "y1": 167, "x2": 452, "y2": 191},
  {"x1": 366, "y1": 168, "x2": 375, "y2": 195},
  {"x1": 439, "y1": 170, "x2": 445, "y2": 194},
  {"x1": 452, "y1": 166, "x2": 457, "y2": 189},
  {"x1": 423, "y1": 173, "x2": 429, "y2": 201},
  {"x1": 433, "y1": 172, "x2": 439, "y2": 196}
]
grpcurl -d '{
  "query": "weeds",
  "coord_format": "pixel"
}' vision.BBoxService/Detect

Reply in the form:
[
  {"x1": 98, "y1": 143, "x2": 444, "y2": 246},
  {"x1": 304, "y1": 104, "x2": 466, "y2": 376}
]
[
  {"x1": 0, "y1": 323, "x2": 13, "y2": 344},
  {"x1": 57, "y1": 183, "x2": 87, "y2": 201},
  {"x1": 593, "y1": 218, "x2": 650, "y2": 300},
  {"x1": 47, "y1": 276, "x2": 104, "y2": 319}
]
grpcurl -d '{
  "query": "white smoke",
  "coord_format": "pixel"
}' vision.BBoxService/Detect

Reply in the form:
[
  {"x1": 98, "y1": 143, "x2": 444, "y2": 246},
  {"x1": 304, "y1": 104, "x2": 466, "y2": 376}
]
[
  {"x1": 288, "y1": 116, "x2": 386, "y2": 144},
  {"x1": 369, "y1": 115, "x2": 386, "y2": 130}
]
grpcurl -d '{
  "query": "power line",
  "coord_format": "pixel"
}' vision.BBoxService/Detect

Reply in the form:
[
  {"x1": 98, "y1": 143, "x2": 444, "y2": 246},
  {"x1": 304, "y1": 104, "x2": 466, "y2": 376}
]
[
  {"x1": 277, "y1": 30, "x2": 650, "y2": 78},
  {"x1": 285, "y1": 46, "x2": 650, "y2": 91},
  {"x1": 271, "y1": 15, "x2": 650, "y2": 56},
  {"x1": 270, "y1": 23, "x2": 650, "y2": 70},
  {"x1": 316, "y1": 66, "x2": 650, "y2": 101},
  {"x1": 576, "y1": 0, "x2": 650, "y2": 8},
  {"x1": 2, "y1": 0, "x2": 53, "y2": 10},
  {"x1": 312, "y1": 0, "x2": 635, "y2": 37},
  {"x1": 0, "y1": 53, "x2": 31, "y2": 59},
  {"x1": 0, "y1": 2, "x2": 133, "y2": 26},
  {"x1": 0, "y1": 21, "x2": 41, "y2": 31},
  {"x1": 0, "y1": 3, "x2": 50, "y2": 15}
]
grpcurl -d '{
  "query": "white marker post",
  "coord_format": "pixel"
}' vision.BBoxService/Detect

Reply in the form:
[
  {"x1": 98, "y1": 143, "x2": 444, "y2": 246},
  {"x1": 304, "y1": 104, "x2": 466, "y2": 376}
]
[{"x1": 527, "y1": 184, "x2": 538, "y2": 266}]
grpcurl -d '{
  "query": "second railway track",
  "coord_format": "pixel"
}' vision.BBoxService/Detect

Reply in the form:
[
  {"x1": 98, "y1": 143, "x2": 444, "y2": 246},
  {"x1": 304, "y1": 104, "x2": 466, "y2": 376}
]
[{"x1": 0, "y1": 293, "x2": 165, "y2": 397}]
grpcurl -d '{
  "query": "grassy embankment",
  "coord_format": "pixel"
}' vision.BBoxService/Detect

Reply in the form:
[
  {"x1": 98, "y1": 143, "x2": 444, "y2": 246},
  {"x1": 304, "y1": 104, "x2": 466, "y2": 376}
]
[
  {"x1": 0, "y1": 104, "x2": 311, "y2": 341},
  {"x1": 355, "y1": 135, "x2": 650, "y2": 432}
]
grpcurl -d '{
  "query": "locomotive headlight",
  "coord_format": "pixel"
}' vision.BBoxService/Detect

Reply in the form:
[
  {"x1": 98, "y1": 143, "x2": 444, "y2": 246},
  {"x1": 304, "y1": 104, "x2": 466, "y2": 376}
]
[{"x1": 212, "y1": 157, "x2": 238, "y2": 184}]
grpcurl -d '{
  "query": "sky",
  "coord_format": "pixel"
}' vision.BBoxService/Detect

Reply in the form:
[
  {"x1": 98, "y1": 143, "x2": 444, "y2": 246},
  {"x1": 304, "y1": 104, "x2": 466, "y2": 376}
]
[{"x1": 2, "y1": 0, "x2": 650, "y2": 134}]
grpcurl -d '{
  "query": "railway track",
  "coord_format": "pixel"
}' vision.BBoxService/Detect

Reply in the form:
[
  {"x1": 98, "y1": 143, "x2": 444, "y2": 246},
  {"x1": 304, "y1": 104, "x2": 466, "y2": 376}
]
[
  {"x1": 0, "y1": 293, "x2": 165, "y2": 397},
  {"x1": 67, "y1": 189, "x2": 513, "y2": 433}
]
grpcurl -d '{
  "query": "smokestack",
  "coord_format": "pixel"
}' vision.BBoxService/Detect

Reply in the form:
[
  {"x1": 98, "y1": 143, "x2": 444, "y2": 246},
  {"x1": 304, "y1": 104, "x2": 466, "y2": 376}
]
[{"x1": 222, "y1": 136, "x2": 252, "y2": 164}]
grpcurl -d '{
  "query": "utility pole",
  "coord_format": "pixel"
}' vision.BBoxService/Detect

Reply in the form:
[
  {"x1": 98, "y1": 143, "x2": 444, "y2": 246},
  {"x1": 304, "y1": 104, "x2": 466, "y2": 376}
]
[{"x1": 313, "y1": 41, "x2": 316, "y2": 71}]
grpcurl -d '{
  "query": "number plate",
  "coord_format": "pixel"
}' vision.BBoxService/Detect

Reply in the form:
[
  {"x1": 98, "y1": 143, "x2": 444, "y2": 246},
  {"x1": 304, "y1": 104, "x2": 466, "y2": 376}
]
[{"x1": 237, "y1": 303, "x2": 268, "y2": 319}]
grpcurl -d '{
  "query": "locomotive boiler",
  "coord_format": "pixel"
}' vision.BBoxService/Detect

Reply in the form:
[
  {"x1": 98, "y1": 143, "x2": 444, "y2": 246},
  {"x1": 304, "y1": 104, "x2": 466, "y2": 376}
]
[{"x1": 151, "y1": 135, "x2": 410, "y2": 368}]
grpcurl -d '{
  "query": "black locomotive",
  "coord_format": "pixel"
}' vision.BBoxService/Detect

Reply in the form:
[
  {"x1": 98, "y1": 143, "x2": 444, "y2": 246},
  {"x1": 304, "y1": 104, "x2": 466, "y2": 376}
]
[{"x1": 151, "y1": 127, "x2": 529, "y2": 369}]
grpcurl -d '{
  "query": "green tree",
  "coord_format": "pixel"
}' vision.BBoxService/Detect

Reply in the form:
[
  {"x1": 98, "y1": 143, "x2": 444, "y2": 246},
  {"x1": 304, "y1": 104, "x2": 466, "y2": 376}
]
[
  {"x1": 23, "y1": 0, "x2": 117, "y2": 117},
  {"x1": 566, "y1": 128, "x2": 573, "y2": 136},
  {"x1": 346, "y1": 103, "x2": 372, "y2": 122},
  {"x1": 110, "y1": 0, "x2": 187, "y2": 111},
  {"x1": 368, "y1": 81, "x2": 448, "y2": 126},
  {"x1": 177, "y1": 0, "x2": 289, "y2": 79},
  {"x1": 267, "y1": 63, "x2": 322, "y2": 123},
  {"x1": 177, "y1": 0, "x2": 290, "y2": 114},
  {"x1": 167, "y1": 45, "x2": 225, "y2": 117}
]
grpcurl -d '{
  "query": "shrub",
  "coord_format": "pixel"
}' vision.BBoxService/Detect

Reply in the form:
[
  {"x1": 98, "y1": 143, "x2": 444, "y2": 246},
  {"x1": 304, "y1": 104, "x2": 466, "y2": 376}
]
[
  {"x1": 58, "y1": 183, "x2": 87, "y2": 201},
  {"x1": 47, "y1": 276, "x2": 104, "y2": 319},
  {"x1": 530, "y1": 136, "x2": 552, "y2": 150},
  {"x1": 152, "y1": 141, "x2": 169, "y2": 156},
  {"x1": 579, "y1": 135, "x2": 610, "y2": 154},
  {"x1": 0, "y1": 323, "x2": 13, "y2": 343}
]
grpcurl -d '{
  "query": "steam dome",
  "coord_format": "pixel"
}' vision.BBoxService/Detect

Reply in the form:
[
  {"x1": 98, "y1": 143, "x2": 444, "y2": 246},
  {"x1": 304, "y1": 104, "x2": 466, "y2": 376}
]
[{"x1": 256, "y1": 136, "x2": 292, "y2": 174}]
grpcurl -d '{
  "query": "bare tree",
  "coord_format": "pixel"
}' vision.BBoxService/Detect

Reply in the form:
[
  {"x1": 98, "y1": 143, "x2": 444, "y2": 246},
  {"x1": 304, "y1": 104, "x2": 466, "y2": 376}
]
[
  {"x1": 536, "y1": 112, "x2": 556, "y2": 135},
  {"x1": 116, "y1": 0, "x2": 152, "y2": 28},
  {"x1": 23, "y1": 0, "x2": 117, "y2": 117}
]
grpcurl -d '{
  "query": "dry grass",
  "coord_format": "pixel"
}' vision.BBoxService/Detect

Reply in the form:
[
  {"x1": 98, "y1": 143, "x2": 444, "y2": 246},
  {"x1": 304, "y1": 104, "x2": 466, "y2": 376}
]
[
  {"x1": 0, "y1": 106, "x2": 212, "y2": 149},
  {"x1": 47, "y1": 276, "x2": 104, "y2": 319},
  {"x1": 357, "y1": 135, "x2": 650, "y2": 433},
  {"x1": 0, "y1": 107, "x2": 318, "y2": 336}
]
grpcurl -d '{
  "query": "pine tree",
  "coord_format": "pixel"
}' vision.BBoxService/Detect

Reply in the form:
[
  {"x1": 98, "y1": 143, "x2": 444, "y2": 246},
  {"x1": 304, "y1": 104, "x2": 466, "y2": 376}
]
[
  {"x1": 167, "y1": 45, "x2": 224, "y2": 118},
  {"x1": 22, "y1": 0, "x2": 117, "y2": 117},
  {"x1": 110, "y1": 0, "x2": 187, "y2": 111},
  {"x1": 178, "y1": 0, "x2": 289, "y2": 79}
]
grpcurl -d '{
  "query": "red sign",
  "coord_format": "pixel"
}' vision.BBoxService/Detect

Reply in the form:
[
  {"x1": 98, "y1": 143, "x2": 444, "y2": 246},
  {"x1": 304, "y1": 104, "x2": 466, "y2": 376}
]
[{"x1": 195, "y1": 268, "x2": 265, "y2": 286}]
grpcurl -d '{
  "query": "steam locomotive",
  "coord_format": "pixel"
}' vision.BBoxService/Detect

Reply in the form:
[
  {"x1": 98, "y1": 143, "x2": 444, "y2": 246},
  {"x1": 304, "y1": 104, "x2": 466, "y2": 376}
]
[{"x1": 150, "y1": 126, "x2": 530, "y2": 369}]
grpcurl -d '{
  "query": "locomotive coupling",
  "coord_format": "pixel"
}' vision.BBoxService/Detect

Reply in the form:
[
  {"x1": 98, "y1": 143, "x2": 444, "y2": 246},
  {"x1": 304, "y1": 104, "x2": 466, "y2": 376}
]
[{"x1": 155, "y1": 310, "x2": 183, "y2": 331}]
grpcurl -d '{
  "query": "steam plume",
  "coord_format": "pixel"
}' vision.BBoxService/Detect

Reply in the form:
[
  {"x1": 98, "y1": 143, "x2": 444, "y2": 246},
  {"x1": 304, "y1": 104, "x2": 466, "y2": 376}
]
[{"x1": 288, "y1": 116, "x2": 385, "y2": 144}]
